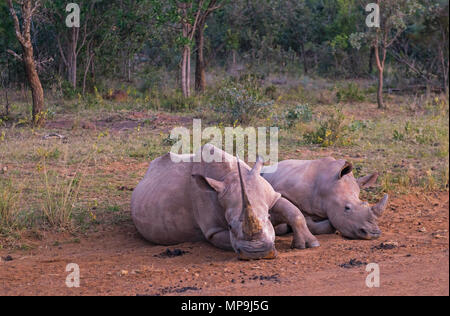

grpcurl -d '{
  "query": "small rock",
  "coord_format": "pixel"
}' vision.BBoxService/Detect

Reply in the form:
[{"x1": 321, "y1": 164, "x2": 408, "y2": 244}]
[
  {"x1": 120, "y1": 270, "x2": 129, "y2": 276},
  {"x1": 372, "y1": 241, "x2": 399, "y2": 250},
  {"x1": 2, "y1": 255, "x2": 13, "y2": 262},
  {"x1": 0, "y1": 166, "x2": 7, "y2": 174},
  {"x1": 419, "y1": 227, "x2": 427, "y2": 233},
  {"x1": 339, "y1": 259, "x2": 367, "y2": 269}
]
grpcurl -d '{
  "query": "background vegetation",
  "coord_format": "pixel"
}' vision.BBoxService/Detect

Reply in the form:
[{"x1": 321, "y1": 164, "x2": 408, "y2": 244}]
[{"x1": 0, "y1": 0, "x2": 448, "y2": 244}]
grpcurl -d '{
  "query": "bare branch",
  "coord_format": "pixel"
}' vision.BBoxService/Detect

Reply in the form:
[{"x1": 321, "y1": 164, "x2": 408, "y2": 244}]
[
  {"x1": 6, "y1": 49, "x2": 23, "y2": 61},
  {"x1": 6, "y1": 0, "x2": 25, "y2": 45},
  {"x1": 56, "y1": 35, "x2": 68, "y2": 66}
]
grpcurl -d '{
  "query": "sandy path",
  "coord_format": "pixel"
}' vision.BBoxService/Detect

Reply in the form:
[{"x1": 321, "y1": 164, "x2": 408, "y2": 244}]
[{"x1": 0, "y1": 192, "x2": 448, "y2": 296}]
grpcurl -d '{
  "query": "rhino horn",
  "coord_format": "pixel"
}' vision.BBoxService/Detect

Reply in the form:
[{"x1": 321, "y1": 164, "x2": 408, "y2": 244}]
[
  {"x1": 371, "y1": 194, "x2": 389, "y2": 217},
  {"x1": 250, "y1": 156, "x2": 264, "y2": 176},
  {"x1": 236, "y1": 154, "x2": 262, "y2": 238}
]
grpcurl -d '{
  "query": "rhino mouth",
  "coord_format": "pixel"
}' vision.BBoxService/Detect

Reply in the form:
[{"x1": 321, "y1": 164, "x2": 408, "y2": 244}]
[{"x1": 236, "y1": 247, "x2": 277, "y2": 260}]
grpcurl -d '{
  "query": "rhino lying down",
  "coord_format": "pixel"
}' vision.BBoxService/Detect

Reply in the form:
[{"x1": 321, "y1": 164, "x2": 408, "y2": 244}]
[
  {"x1": 131, "y1": 145, "x2": 318, "y2": 260},
  {"x1": 262, "y1": 157, "x2": 388, "y2": 240}
]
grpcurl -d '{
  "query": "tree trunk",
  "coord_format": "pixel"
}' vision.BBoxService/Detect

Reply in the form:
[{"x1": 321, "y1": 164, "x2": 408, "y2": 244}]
[
  {"x1": 68, "y1": 27, "x2": 78, "y2": 89},
  {"x1": 376, "y1": 67, "x2": 384, "y2": 109},
  {"x1": 187, "y1": 45, "x2": 191, "y2": 97},
  {"x1": 7, "y1": 0, "x2": 45, "y2": 124},
  {"x1": 181, "y1": 45, "x2": 188, "y2": 98},
  {"x1": 374, "y1": 37, "x2": 386, "y2": 110},
  {"x1": 369, "y1": 46, "x2": 375, "y2": 74},
  {"x1": 195, "y1": 21, "x2": 207, "y2": 93},
  {"x1": 300, "y1": 42, "x2": 308, "y2": 75},
  {"x1": 23, "y1": 42, "x2": 44, "y2": 123},
  {"x1": 83, "y1": 44, "x2": 94, "y2": 95}
]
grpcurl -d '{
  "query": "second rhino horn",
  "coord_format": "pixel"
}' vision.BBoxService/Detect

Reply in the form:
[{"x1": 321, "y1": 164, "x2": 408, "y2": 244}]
[
  {"x1": 371, "y1": 194, "x2": 389, "y2": 217},
  {"x1": 236, "y1": 155, "x2": 262, "y2": 238},
  {"x1": 250, "y1": 156, "x2": 264, "y2": 176}
]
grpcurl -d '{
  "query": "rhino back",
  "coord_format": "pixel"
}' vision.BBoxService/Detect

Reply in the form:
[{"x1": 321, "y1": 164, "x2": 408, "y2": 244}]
[
  {"x1": 131, "y1": 153, "x2": 204, "y2": 245},
  {"x1": 262, "y1": 158, "x2": 335, "y2": 218}
]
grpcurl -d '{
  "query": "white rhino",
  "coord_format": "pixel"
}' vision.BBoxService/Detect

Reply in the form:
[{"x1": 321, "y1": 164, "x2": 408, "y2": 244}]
[
  {"x1": 131, "y1": 145, "x2": 318, "y2": 260},
  {"x1": 262, "y1": 158, "x2": 388, "y2": 240}
]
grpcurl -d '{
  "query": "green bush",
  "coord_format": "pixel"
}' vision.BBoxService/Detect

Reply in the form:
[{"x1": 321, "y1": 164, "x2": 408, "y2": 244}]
[
  {"x1": 348, "y1": 119, "x2": 368, "y2": 132},
  {"x1": 285, "y1": 104, "x2": 313, "y2": 128},
  {"x1": 159, "y1": 90, "x2": 199, "y2": 112},
  {"x1": 304, "y1": 108, "x2": 353, "y2": 147},
  {"x1": 61, "y1": 80, "x2": 79, "y2": 99},
  {"x1": 336, "y1": 83, "x2": 366, "y2": 103},
  {"x1": 211, "y1": 81, "x2": 273, "y2": 124}
]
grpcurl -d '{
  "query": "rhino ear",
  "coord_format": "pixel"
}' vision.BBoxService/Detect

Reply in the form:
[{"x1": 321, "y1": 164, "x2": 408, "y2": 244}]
[
  {"x1": 357, "y1": 173, "x2": 379, "y2": 188},
  {"x1": 203, "y1": 177, "x2": 226, "y2": 193},
  {"x1": 339, "y1": 161, "x2": 353, "y2": 179}
]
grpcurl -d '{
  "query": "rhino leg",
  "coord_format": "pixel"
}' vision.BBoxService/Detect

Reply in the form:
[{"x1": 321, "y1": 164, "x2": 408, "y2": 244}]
[
  {"x1": 305, "y1": 217, "x2": 336, "y2": 235},
  {"x1": 274, "y1": 223, "x2": 291, "y2": 235},
  {"x1": 206, "y1": 229, "x2": 234, "y2": 251},
  {"x1": 270, "y1": 198, "x2": 320, "y2": 249}
]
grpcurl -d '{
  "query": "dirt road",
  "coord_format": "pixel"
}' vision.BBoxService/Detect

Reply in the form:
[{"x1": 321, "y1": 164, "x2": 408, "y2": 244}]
[{"x1": 0, "y1": 191, "x2": 448, "y2": 296}]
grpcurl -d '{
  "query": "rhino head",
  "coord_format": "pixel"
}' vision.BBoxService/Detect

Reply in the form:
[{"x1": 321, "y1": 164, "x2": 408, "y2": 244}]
[
  {"x1": 317, "y1": 160, "x2": 388, "y2": 240},
  {"x1": 203, "y1": 156, "x2": 280, "y2": 260}
]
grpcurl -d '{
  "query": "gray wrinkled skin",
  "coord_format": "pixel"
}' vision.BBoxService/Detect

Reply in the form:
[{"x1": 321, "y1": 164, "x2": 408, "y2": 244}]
[
  {"x1": 262, "y1": 157, "x2": 388, "y2": 240},
  {"x1": 131, "y1": 144, "x2": 283, "y2": 260}
]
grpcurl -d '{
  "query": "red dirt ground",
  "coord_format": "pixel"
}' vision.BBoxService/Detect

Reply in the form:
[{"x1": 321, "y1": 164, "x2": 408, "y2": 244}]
[{"x1": 0, "y1": 191, "x2": 448, "y2": 296}]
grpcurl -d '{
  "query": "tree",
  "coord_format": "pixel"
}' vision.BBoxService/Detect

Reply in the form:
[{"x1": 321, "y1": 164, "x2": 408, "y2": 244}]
[
  {"x1": 177, "y1": 1, "x2": 203, "y2": 98},
  {"x1": 42, "y1": 0, "x2": 107, "y2": 90},
  {"x1": 278, "y1": 0, "x2": 314, "y2": 74},
  {"x1": 159, "y1": 1, "x2": 223, "y2": 97},
  {"x1": 194, "y1": 0, "x2": 225, "y2": 93},
  {"x1": 6, "y1": 0, "x2": 45, "y2": 124},
  {"x1": 107, "y1": 0, "x2": 159, "y2": 84},
  {"x1": 369, "y1": 0, "x2": 421, "y2": 109}
]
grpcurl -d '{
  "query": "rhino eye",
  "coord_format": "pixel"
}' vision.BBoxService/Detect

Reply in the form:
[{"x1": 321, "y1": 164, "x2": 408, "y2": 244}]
[{"x1": 344, "y1": 205, "x2": 352, "y2": 213}]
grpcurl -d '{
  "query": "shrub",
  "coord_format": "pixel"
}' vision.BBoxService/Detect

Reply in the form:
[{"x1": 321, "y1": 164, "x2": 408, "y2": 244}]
[
  {"x1": 423, "y1": 96, "x2": 449, "y2": 116},
  {"x1": 211, "y1": 82, "x2": 273, "y2": 124},
  {"x1": 336, "y1": 83, "x2": 365, "y2": 103},
  {"x1": 0, "y1": 179, "x2": 20, "y2": 232},
  {"x1": 285, "y1": 104, "x2": 313, "y2": 128},
  {"x1": 304, "y1": 108, "x2": 353, "y2": 147},
  {"x1": 61, "y1": 80, "x2": 79, "y2": 99},
  {"x1": 348, "y1": 120, "x2": 368, "y2": 132},
  {"x1": 41, "y1": 160, "x2": 84, "y2": 230},
  {"x1": 159, "y1": 90, "x2": 199, "y2": 112},
  {"x1": 264, "y1": 85, "x2": 278, "y2": 99}
]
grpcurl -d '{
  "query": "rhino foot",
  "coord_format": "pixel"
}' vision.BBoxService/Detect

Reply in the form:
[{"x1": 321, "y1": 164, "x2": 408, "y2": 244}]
[{"x1": 291, "y1": 235, "x2": 320, "y2": 249}]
